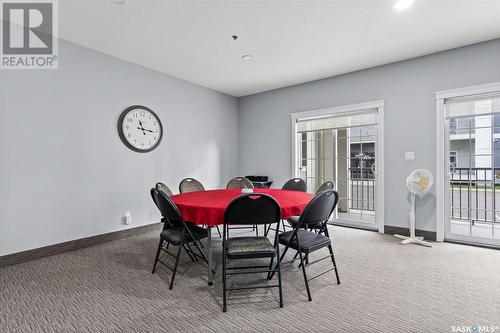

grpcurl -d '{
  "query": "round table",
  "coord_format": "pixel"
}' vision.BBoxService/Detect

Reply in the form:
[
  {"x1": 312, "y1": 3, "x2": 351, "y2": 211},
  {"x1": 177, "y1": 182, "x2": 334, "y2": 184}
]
[
  {"x1": 171, "y1": 188, "x2": 314, "y2": 227},
  {"x1": 170, "y1": 188, "x2": 314, "y2": 285}
]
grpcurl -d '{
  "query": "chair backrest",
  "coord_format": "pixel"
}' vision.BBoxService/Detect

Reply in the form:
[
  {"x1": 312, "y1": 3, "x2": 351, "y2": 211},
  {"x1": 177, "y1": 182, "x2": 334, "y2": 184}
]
[
  {"x1": 297, "y1": 189, "x2": 339, "y2": 227},
  {"x1": 226, "y1": 177, "x2": 254, "y2": 189},
  {"x1": 315, "y1": 181, "x2": 334, "y2": 195},
  {"x1": 156, "y1": 182, "x2": 174, "y2": 197},
  {"x1": 150, "y1": 188, "x2": 184, "y2": 227},
  {"x1": 179, "y1": 178, "x2": 205, "y2": 193},
  {"x1": 224, "y1": 193, "x2": 281, "y2": 226},
  {"x1": 282, "y1": 178, "x2": 307, "y2": 192}
]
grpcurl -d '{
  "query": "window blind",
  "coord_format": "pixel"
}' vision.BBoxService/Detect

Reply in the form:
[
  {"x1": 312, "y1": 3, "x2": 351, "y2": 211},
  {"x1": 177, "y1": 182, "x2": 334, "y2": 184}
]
[
  {"x1": 445, "y1": 93, "x2": 500, "y2": 119},
  {"x1": 296, "y1": 109, "x2": 378, "y2": 133}
]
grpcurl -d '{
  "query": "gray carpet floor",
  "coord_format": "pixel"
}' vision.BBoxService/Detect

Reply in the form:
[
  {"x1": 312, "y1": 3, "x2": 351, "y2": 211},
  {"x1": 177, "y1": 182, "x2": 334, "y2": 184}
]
[{"x1": 1, "y1": 226, "x2": 500, "y2": 333}]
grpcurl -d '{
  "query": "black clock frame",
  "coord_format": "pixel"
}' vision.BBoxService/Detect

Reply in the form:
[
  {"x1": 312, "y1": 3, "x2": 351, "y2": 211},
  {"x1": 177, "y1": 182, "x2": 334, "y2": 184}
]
[{"x1": 117, "y1": 105, "x2": 163, "y2": 153}]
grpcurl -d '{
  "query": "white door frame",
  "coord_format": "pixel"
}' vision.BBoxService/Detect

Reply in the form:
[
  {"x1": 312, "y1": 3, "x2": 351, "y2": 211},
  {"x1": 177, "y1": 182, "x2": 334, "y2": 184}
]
[
  {"x1": 435, "y1": 82, "x2": 500, "y2": 243},
  {"x1": 290, "y1": 100, "x2": 385, "y2": 233}
]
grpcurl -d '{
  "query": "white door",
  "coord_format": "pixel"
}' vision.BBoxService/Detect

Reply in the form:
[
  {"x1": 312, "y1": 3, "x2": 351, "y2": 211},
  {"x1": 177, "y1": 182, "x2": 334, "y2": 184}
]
[
  {"x1": 444, "y1": 95, "x2": 500, "y2": 247},
  {"x1": 294, "y1": 106, "x2": 382, "y2": 231}
]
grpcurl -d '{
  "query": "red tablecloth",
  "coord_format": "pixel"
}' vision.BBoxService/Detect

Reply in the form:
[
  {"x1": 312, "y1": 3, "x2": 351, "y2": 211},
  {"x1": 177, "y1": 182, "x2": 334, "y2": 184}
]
[{"x1": 171, "y1": 189, "x2": 314, "y2": 227}]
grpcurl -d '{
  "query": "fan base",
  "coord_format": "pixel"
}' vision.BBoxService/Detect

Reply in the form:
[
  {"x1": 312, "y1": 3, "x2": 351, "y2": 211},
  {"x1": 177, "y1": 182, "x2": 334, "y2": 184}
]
[{"x1": 394, "y1": 234, "x2": 432, "y2": 247}]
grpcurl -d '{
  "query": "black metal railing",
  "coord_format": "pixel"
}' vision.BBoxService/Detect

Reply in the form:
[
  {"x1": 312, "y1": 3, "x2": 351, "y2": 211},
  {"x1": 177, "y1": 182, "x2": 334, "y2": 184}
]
[
  {"x1": 450, "y1": 167, "x2": 500, "y2": 223},
  {"x1": 349, "y1": 168, "x2": 375, "y2": 211},
  {"x1": 304, "y1": 168, "x2": 376, "y2": 212}
]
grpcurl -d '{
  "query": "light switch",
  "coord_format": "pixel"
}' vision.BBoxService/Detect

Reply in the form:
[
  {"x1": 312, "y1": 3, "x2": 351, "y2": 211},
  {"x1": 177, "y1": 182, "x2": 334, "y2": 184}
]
[{"x1": 404, "y1": 152, "x2": 415, "y2": 160}]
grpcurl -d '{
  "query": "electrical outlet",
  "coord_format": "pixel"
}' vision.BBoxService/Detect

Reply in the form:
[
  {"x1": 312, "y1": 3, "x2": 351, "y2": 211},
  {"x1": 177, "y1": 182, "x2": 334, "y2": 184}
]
[{"x1": 124, "y1": 211, "x2": 131, "y2": 225}]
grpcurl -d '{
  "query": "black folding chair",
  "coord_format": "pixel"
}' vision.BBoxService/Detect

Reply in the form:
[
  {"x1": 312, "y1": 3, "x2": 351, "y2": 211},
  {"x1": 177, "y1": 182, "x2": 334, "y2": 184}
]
[
  {"x1": 179, "y1": 177, "x2": 222, "y2": 238},
  {"x1": 226, "y1": 177, "x2": 254, "y2": 190},
  {"x1": 287, "y1": 180, "x2": 335, "y2": 233},
  {"x1": 156, "y1": 182, "x2": 174, "y2": 197},
  {"x1": 226, "y1": 177, "x2": 259, "y2": 236},
  {"x1": 282, "y1": 178, "x2": 307, "y2": 192},
  {"x1": 269, "y1": 189, "x2": 340, "y2": 301},
  {"x1": 150, "y1": 188, "x2": 211, "y2": 289},
  {"x1": 179, "y1": 177, "x2": 205, "y2": 193},
  {"x1": 265, "y1": 178, "x2": 307, "y2": 236},
  {"x1": 222, "y1": 193, "x2": 283, "y2": 312}
]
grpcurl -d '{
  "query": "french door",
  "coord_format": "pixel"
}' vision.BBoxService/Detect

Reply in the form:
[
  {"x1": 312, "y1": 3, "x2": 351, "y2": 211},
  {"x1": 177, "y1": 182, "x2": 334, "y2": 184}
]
[
  {"x1": 444, "y1": 94, "x2": 500, "y2": 246},
  {"x1": 292, "y1": 102, "x2": 384, "y2": 232}
]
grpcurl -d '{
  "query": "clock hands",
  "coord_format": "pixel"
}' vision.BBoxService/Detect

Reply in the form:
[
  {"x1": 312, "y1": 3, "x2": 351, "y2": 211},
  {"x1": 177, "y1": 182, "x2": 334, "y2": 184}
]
[
  {"x1": 137, "y1": 126, "x2": 155, "y2": 133},
  {"x1": 138, "y1": 121, "x2": 148, "y2": 135},
  {"x1": 138, "y1": 121, "x2": 145, "y2": 135}
]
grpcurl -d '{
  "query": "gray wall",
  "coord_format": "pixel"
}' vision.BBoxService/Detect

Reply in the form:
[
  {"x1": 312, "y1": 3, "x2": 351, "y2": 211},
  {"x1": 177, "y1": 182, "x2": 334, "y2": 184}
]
[
  {"x1": 0, "y1": 40, "x2": 238, "y2": 256},
  {"x1": 238, "y1": 39, "x2": 500, "y2": 231}
]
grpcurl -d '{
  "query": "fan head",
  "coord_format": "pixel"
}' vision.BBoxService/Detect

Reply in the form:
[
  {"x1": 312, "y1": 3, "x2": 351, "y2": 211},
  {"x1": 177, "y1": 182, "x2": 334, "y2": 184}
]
[{"x1": 406, "y1": 169, "x2": 433, "y2": 195}]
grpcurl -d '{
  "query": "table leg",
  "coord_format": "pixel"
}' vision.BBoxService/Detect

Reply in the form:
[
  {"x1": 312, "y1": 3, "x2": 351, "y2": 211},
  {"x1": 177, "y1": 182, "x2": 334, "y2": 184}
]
[{"x1": 207, "y1": 226, "x2": 213, "y2": 286}]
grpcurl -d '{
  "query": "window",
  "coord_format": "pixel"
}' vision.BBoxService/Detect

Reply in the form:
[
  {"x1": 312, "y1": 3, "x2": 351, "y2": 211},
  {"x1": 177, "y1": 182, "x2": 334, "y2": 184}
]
[{"x1": 449, "y1": 151, "x2": 457, "y2": 170}]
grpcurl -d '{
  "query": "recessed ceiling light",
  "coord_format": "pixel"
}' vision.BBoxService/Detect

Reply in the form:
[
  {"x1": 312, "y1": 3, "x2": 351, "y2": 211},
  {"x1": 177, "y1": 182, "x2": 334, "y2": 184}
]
[
  {"x1": 394, "y1": 0, "x2": 414, "y2": 11},
  {"x1": 241, "y1": 55, "x2": 252, "y2": 61},
  {"x1": 111, "y1": 0, "x2": 125, "y2": 4}
]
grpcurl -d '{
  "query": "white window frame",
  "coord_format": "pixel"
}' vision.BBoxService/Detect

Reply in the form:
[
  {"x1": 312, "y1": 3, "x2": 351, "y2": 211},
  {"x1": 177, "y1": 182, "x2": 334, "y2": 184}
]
[
  {"x1": 290, "y1": 100, "x2": 385, "y2": 233},
  {"x1": 435, "y1": 81, "x2": 500, "y2": 243}
]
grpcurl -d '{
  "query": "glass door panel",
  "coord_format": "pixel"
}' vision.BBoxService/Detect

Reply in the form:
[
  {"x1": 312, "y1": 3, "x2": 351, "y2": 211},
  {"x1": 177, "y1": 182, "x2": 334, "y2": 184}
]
[
  {"x1": 446, "y1": 102, "x2": 500, "y2": 245},
  {"x1": 298, "y1": 125, "x2": 377, "y2": 228}
]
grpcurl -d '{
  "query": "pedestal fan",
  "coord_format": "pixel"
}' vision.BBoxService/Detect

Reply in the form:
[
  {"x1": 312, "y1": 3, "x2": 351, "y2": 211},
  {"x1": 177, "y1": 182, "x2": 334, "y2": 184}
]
[{"x1": 394, "y1": 169, "x2": 433, "y2": 247}]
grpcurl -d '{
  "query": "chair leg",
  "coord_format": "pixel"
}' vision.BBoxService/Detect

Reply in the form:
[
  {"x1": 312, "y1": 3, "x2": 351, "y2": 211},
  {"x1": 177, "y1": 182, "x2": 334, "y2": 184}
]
[
  {"x1": 298, "y1": 251, "x2": 312, "y2": 301},
  {"x1": 264, "y1": 224, "x2": 270, "y2": 237},
  {"x1": 216, "y1": 226, "x2": 222, "y2": 238},
  {"x1": 328, "y1": 245, "x2": 340, "y2": 284},
  {"x1": 267, "y1": 251, "x2": 275, "y2": 277},
  {"x1": 185, "y1": 242, "x2": 198, "y2": 261},
  {"x1": 169, "y1": 243, "x2": 183, "y2": 290},
  {"x1": 323, "y1": 225, "x2": 340, "y2": 284},
  {"x1": 268, "y1": 245, "x2": 288, "y2": 280},
  {"x1": 275, "y1": 251, "x2": 283, "y2": 308},
  {"x1": 298, "y1": 252, "x2": 309, "y2": 269},
  {"x1": 222, "y1": 249, "x2": 227, "y2": 312},
  {"x1": 183, "y1": 244, "x2": 195, "y2": 262},
  {"x1": 255, "y1": 225, "x2": 259, "y2": 236},
  {"x1": 152, "y1": 239, "x2": 163, "y2": 274}
]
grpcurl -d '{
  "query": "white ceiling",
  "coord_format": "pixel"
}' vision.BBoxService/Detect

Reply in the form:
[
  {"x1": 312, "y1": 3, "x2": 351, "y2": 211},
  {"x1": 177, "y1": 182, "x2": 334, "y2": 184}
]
[{"x1": 58, "y1": 0, "x2": 500, "y2": 97}]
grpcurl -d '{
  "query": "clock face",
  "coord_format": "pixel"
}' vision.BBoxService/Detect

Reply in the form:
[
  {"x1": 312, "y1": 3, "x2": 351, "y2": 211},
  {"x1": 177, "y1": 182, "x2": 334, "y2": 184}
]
[{"x1": 118, "y1": 105, "x2": 163, "y2": 152}]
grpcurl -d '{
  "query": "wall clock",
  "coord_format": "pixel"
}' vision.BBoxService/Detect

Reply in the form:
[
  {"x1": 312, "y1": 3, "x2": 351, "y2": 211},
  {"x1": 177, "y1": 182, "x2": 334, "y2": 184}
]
[{"x1": 117, "y1": 105, "x2": 163, "y2": 153}]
